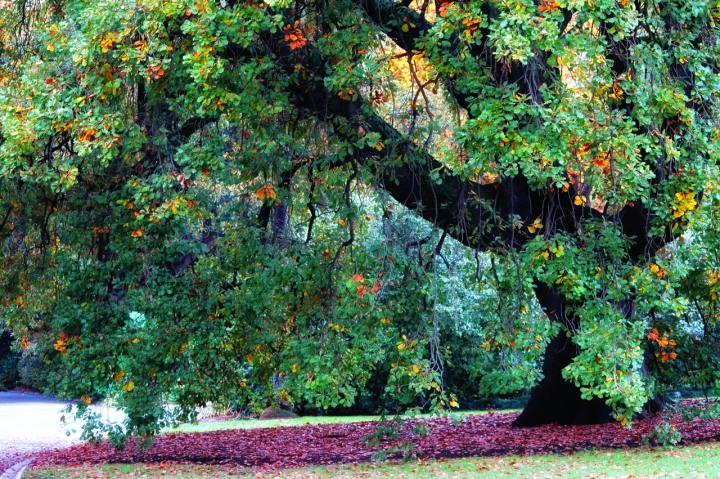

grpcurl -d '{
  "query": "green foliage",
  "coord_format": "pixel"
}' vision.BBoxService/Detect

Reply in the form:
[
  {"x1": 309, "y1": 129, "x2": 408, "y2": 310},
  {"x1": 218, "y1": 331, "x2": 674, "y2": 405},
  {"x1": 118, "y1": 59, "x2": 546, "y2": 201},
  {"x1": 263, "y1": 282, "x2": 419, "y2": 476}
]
[{"x1": 1, "y1": 0, "x2": 720, "y2": 444}]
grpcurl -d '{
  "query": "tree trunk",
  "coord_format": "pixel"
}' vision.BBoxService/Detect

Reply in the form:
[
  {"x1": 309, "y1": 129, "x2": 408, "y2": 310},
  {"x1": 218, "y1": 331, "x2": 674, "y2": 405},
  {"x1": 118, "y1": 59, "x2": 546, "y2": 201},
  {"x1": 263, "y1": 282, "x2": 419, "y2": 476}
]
[
  {"x1": 512, "y1": 283, "x2": 614, "y2": 427},
  {"x1": 512, "y1": 331, "x2": 613, "y2": 427}
]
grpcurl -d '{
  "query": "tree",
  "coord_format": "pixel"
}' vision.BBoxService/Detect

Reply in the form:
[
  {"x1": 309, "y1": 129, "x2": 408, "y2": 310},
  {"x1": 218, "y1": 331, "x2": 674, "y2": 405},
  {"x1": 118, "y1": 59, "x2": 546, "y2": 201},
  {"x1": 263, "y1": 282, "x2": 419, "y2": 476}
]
[{"x1": 1, "y1": 0, "x2": 719, "y2": 443}]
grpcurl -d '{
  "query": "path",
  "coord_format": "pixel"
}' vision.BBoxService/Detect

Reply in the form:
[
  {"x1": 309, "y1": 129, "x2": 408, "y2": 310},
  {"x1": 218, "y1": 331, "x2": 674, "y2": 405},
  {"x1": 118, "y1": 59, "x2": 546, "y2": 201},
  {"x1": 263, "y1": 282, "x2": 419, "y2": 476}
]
[{"x1": 0, "y1": 391, "x2": 124, "y2": 474}]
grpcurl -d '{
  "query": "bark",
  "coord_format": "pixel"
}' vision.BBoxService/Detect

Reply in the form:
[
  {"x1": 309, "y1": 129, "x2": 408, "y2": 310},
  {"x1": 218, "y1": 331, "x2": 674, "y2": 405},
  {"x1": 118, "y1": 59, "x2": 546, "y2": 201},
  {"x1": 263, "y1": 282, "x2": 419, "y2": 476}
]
[
  {"x1": 513, "y1": 332, "x2": 614, "y2": 426},
  {"x1": 513, "y1": 282, "x2": 613, "y2": 426}
]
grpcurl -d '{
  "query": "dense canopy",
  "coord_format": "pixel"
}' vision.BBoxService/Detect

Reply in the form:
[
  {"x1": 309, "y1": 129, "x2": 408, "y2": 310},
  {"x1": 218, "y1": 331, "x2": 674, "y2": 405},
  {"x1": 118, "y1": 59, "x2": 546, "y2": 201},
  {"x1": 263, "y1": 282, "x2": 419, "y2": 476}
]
[{"x1": 1, "y1": 0, "x2": 720, "y2": 444}]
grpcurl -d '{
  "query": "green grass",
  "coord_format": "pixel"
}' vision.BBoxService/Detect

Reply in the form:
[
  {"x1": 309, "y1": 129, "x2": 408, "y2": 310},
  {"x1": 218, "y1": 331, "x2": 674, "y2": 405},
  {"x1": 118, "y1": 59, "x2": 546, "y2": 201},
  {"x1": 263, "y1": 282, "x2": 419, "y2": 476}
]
[
  {"x1": 164, "y1": 410, "x2": 512, "y2": 434},
  {"x1": 25, "y1": 441, "x2": 720, "y2": 478},
  {"x1": 165, "y1": 414, "x2": 383, "y2": 434}
]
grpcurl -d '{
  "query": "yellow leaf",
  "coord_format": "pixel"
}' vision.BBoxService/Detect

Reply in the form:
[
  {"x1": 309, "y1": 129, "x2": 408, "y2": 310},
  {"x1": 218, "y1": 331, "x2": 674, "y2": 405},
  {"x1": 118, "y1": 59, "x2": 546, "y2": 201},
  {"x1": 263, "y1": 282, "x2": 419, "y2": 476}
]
[
  {"x1": 527, "y1": 218, "x2": 543, "y2": 234},
  {"x1": 574, "y1": 195, "x2": 586, "y2": 206},
  {"x1": 113, "y1": 371, "x2": 125, "y2": 382},
  {"x1": 398, "y1": 343, "x2": 405, "y2": 350},
  {"x1": 450, "y1": 399, "x2": 459, "y2": 407},
  {"x1": 401, "y1": 24, "x2": 409, "y2": 32},
  {"x1": 47, "y1": 42, "x2": 55, "y2": 52},
  {"x1": 123, "y1": 381, "x2": 135, "y2": 392},
  {"x1": 413, "y1": 365, "x2": 419, "y2": 374}
]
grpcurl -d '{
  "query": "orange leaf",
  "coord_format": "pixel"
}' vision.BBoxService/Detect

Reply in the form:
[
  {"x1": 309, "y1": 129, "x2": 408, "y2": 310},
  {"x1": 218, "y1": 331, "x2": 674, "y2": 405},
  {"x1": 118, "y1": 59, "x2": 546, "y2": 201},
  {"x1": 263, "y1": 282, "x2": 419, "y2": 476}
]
[
  {"x1": 257, "y1": 185, "x2": 276, "y2": 200},
  {"x1": 647, "y1": 328, "x2": 659, "y2": 341}
]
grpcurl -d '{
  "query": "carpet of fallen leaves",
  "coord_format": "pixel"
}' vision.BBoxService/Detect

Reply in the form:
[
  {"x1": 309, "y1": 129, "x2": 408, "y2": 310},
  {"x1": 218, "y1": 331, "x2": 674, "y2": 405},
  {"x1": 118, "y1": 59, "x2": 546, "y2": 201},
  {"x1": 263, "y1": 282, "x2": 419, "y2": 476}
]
[
  {"x1": 0, "y1": 448, "x2": 33, "y2": 475},
  {"x1": 23, "y1": 410, "x2": 720, "y2": 471}
]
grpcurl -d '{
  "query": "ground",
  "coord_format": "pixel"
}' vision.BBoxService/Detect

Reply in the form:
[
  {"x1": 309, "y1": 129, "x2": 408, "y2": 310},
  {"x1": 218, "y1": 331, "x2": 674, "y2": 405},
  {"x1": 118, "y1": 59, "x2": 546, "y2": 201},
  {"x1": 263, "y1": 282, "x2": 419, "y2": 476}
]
[
  {"x1": 4, "y1": 391, "x2": 720, "y2": 478},
  {"x1": 0, "y1": 391, "x2": 124, "y2": 475},
  {"x1": 24, "y1": 409, "x2": 720, "y2": 469}
]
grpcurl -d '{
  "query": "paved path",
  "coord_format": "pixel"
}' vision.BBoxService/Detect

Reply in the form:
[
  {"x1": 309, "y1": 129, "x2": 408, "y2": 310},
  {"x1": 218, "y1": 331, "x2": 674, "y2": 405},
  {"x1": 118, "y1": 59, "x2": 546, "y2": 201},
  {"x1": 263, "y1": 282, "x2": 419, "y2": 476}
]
[{"x1": 0, "y1": 391, "x2": 125, "y2": 474}]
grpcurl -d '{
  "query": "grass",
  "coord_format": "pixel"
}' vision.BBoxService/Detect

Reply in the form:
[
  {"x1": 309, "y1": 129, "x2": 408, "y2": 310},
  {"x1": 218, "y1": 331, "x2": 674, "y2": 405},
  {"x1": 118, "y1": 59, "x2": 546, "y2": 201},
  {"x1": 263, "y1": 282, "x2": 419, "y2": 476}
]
[
  {"x1": 24, "y1": 441, "x2": 720, "y2": 478},
  {"x1": 164, "y1": 409, "x2": 514, "y2": 434},
  {"x1": 165, "y1": 415, "x2": 383, "y2": 434}
]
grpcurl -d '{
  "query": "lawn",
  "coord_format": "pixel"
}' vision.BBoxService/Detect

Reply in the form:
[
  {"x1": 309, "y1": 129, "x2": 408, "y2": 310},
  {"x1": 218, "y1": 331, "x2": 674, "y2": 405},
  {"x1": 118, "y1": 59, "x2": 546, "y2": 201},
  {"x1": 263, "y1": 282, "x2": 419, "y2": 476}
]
[
  {"x1": 26, "y1": 442, "x2": 720, "y2": 478},
  {"x1": 164, "y1": 410, "x2": 506, "y2": 434},
  {"x1": 165, "y1": 415, "x2": 384, "y2": 434}
]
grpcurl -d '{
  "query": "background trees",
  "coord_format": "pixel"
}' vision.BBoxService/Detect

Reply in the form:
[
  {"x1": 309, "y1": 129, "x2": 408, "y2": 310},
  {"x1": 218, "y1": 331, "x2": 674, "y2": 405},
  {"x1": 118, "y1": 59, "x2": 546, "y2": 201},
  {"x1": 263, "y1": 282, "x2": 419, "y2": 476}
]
[{"x1": 1, "y1": 0, "x2": 720, "y2": 443}]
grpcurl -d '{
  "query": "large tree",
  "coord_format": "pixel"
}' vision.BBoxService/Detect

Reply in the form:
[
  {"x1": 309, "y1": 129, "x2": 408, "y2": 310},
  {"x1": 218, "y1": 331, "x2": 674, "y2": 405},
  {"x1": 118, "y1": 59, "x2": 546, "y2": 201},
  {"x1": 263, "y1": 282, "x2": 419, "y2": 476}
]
[{"x1": 1, "y1": 0, "x2": 720, "y2": 441}]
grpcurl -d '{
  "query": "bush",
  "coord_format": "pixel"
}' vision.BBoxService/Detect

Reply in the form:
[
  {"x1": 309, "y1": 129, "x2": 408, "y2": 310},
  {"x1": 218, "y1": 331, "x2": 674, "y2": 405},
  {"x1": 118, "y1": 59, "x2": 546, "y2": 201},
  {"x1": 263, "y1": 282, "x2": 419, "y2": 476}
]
[
  {"x1": 0, "y1": 330, "x2": 19, "y2": 390},
  {"x1": 17, "y1": 354, "x2": 48, "y2": 392}
]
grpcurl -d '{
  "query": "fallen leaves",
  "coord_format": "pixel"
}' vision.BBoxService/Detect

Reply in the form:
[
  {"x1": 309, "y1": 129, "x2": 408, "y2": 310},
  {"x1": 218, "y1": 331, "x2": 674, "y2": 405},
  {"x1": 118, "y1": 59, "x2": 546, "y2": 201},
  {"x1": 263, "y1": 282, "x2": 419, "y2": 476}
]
[{"x1": 26, "y1": 406, "x2": 720, "y2": 473}]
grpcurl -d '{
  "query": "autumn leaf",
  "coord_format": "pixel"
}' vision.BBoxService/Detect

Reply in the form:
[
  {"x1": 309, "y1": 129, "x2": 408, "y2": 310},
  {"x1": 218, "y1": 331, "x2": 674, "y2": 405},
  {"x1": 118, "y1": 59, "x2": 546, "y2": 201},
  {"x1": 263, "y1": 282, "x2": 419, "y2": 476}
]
[
  {"x1": 283, "y1": 21, "x2": 307, "y2": 50},
  {"x1": 527, "y1": 217, "x2": 543, "y2": 234},
  {"x1": 122, "y1": 381, "x2": 135, "y2": 392},
  {"x1": 647, "y1": 328, "x2": 659, "y2": 341},
  {"x1": 538, "y1": 0, "x2": 559, "y2": 11},
  {"x1": 177, "y1": 172, "x2": 193, "y2": 189},
  {"x1": 257, "y1": 184, "x2": 277, "y2": 200},
  {"x1": 438, "y1": 0, "x2": 454, "y2": 17},
  {"x1": 351, "y1": 273, "x2": 364, "y2": 283},
  {"x1": 78, "y1": 128, "x2": 98, "y2": 142}
]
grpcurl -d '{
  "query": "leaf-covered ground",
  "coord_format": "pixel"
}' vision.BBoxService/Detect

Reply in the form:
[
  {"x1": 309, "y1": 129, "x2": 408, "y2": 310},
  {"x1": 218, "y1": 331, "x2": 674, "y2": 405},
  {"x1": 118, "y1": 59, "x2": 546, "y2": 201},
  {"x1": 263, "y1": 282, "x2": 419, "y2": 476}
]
[
  {"x1": 24, "y1": 444, "x2": 720, "y2": 479},
  {"x1": 0, "y1": 448, "x2": 32, "y2": 475},
  {"x1": 23, "y1": 411, "x2": 720, "y2": 472}
]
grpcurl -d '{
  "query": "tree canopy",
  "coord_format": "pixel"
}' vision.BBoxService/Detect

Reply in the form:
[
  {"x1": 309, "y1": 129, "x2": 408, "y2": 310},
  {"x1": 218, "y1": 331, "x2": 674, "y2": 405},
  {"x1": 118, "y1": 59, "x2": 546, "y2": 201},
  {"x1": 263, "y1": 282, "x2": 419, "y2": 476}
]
[{"x1": 2, "y1": 0, "x2": 720, "y2": 444}]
